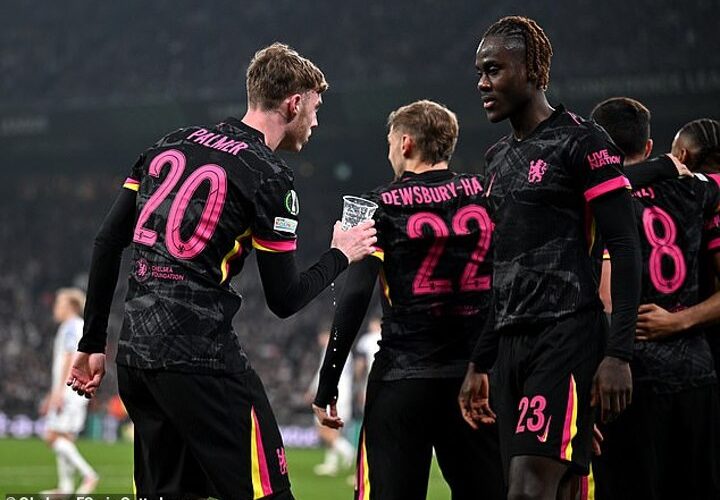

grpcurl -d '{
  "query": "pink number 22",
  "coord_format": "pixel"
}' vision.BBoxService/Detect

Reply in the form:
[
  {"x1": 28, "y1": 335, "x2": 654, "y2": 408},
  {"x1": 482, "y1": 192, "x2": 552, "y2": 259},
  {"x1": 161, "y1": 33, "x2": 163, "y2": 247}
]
[{"x1": 406, "y1": 204, "x2": 493, "y2": 295}]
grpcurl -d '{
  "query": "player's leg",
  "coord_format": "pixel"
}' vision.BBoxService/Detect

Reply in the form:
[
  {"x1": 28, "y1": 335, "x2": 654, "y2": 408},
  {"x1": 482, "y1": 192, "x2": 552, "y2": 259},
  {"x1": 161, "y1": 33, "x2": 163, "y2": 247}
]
[
  {"x1": 668, "y1": 384, "x2": 720, "y2": 499},
  {"x1": 41, "y1": 427, "x2": 75, "y2": 494},
  {"x1": 555, "y1": 471, "x2": 588, "y2": 500},
  {"x1": 314, "y1": 389, "x2": 355, "y2": 476},
  {"x1": 356, "y1": 379, "x2": 433, "y2": 500},
  {"x1": 314, "y1": 425, "x2": 342, "y2": 475},
  {"x1": 117, "y1": 365, "x2": 212, "y2": 498},
  {"x1": 432, "y1": 377, "x2": 505, "y2": 500},
  {"x1": 333, "y1": 389, "x2": 356, "y2": 469},
  {"x1": 45, "y1": 402, "x2": 99, "y2": 494},
  {"x1": 592, "y1": 383, "x2": 662, "y2": 500},
  {"x1": 508, "y1": 455, "x2": 568, "y2": 500},
  {"x1": 145, "y1": 368, "x2": 293, "y2": 500},
  {"x1": 504, "y1": 310, "x2": 605, "y2": 500}
]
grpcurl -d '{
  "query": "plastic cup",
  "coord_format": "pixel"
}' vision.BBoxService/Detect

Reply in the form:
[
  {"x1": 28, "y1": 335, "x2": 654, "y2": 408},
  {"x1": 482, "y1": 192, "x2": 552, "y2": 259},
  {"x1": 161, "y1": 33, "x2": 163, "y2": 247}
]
[{"x1": 341, "y1": 196, "x2": 378, "y2": 230}]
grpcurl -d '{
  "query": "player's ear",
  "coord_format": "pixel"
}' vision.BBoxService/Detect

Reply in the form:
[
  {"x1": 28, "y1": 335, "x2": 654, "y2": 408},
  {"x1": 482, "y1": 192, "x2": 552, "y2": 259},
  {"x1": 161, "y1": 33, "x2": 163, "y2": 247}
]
[
  {"x1": 285, "y1": 94, "x2": 302, "y2": 121},
  {"x1": 644, "y1": 139, "x2": 653, "y2": 160},
  {"x1": 401, "y1": 134, "x2": 414, "y2": 158},
  {"x1": 676, "y1": 147, "x2": 689, "y2": 165}
]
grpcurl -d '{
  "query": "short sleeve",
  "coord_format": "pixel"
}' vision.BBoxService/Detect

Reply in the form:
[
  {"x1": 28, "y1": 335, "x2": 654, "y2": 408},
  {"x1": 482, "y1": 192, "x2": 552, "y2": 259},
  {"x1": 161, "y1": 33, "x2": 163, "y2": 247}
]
[
  {"x1": 251, "y1": 172, "x2": 299, "y2": 253},
  {"x1": 122, "y1": 154, "x2": 145, "y2": 192},
  {"x1": 62, "y1": 320, "x2": 83, "y2": 353},
  {"x1": 569, "y1": 129, "x2": 630, "y2": 202}
]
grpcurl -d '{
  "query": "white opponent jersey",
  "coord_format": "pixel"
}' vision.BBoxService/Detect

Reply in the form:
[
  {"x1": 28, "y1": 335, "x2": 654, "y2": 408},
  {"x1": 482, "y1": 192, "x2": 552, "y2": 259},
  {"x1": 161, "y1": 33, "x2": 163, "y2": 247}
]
[{"x1": 52, "y1": 316, "x2": 88, "y2": 405}]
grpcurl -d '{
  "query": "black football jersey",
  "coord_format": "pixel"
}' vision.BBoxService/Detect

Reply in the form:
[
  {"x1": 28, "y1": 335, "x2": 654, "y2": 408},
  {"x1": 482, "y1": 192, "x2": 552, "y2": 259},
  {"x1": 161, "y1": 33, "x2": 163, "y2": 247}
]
[
  {"x1": 364, "y1": 170, "x2": 493, "y2": 380},
  {"x1": 117, "y1": 118, "x2": 301, "y2": 372},
  {"x1": 484, "y1": 105, "x2": 628, "y2": 331},
  {"x1": 629, "y1": 172, "x2": 720, "y2": 391},
  {"x1": 701, "y1": 208, "x2": 720, "y2": 371}
]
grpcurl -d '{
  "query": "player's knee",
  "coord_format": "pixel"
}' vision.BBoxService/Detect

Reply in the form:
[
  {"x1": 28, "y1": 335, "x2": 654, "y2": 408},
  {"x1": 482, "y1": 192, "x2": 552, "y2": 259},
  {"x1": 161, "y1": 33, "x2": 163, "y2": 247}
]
[
  {"x1": 507, "y1": 461, "x2": 555, "y2": 500},
  {"x1": 507, "y1": 479, "x2": 546, "y2": 500},
  {"x1": 44, "y1": 431, "x2": 57, "y2": 446}
]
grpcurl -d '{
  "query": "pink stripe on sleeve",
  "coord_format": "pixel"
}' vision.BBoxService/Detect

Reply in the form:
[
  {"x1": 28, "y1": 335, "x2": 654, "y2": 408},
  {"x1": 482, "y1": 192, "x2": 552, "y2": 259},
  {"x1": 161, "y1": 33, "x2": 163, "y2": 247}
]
[
  {"x1": 584, "y1": 176, "x2": 631, "y2": 202},
  {"x1": 707, "y1": 238, "x2": 720, "y2": 251},
  {"x1": 252, "y1": 237, "x2": 297, "y2": 252},
  {"x1": 709, "y1": 174, "x2": 720, "y2": 188},
  {"x1": 123, "y1": 178, "x2": 140, "y2": 190}
]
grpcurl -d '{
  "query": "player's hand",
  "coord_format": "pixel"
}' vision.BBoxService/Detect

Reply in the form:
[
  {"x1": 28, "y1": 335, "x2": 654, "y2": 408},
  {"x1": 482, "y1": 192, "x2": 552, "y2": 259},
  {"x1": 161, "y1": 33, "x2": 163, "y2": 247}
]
[
  {"x1": 591, "y1": 356, "x2": 632, "y2": 424},
  {"x1": 331, "y1": 220, "x2": 377, "y2": 264},
  {"x1": 458, "y1": 362, "x2": 496, "y2": 429},
  {"x1": 636, "y1": 303, "x2": 685, "y2": 341},
  {"x1": 66, "y1": 352, "x2": 106, "y2": 399},
  {"x1": 312, "y1": 402, "x2": 345, "y2": 430},
  {"x1": 592, "y1": 424, "x2": 604, "y2": 456},
  {"x1": 665, "y1": 154, "x2": 692, "y2": 177}
]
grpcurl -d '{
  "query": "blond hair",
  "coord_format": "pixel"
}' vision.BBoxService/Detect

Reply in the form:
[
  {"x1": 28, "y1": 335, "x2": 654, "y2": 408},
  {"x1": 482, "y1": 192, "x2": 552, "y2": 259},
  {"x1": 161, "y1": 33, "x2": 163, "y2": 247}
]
[
  {"x1": 56, "y1": 288, "x2": 86, "y2": 316},
  {"x1": 387, "y1": 100, "x2": 459, "y2": 164},
  {"x1": 246, "y1": 42, "x2": 328, "y2": 110}
]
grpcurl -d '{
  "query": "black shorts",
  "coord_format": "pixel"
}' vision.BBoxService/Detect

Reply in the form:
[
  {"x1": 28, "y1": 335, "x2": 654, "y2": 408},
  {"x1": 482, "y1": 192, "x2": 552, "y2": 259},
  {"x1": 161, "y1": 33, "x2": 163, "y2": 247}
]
[
  {"x1": 117, "y1": 365, "x2": 293, "y2": 500},
  {"x1": 592, "y1": 383, "x2": 720, "y2": 500},
  {"x1": 356, "y1": 377, "x2": 505, "y2": 500},
  {"x1": 493, "y1": 308, "x2": 606, "y2": 476}
]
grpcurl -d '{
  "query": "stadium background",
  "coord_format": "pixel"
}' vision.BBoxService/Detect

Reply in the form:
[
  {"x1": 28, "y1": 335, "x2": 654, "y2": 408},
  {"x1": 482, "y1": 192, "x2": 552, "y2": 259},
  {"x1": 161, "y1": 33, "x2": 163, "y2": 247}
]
[{"x1": 0, "y1": 0, "x2": 718, "y2": 496}]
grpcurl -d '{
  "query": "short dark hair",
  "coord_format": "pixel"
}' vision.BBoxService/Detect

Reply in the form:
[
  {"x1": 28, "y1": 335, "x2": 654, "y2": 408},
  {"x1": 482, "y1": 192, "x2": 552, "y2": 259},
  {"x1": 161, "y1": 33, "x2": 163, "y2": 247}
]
[
  {"x1": 246, "y1": 43, "x2": 328, "y2": 110},
  {"x1": 483, "y1": 16, "x2": 553, "y2": 90},
  {"x1": 677, "y1": 118, "x2": 720, "y2": 171},
  {"x1": 591, "y1": 97, "x2": 651, "y2": 157},
  {"x1": 387, "y1": 100, "x2": 459, "y2": 165}
]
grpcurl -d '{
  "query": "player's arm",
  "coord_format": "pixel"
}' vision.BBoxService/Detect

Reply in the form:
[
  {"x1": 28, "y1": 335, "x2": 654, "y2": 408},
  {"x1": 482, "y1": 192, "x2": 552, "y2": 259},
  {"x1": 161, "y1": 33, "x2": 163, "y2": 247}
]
[
  {"x1": 599, "y1": 258, "x2": 612, "y2": 313},
  {"x1": 256, "y1": 220, "x2": 376, "y2": 318},
  {"x1": 624, "y1": 154, "x2": 690, "y2": 188},
  {"x1": 576, "y1": 130, "x2": 641, "y2": 422},
  {"x1": 253, "y1": 174, "x2": 375, "y2": 318},
  {"x1": 460, "y1": 305, "x2": 498, "y2": 429},
  {"x1": 311, "y1": 256, "x2": 380, "y2": 428},
  {"x1": 637, "y1": 279, "x2": 720, "y2": 340},
  {"x1": 589, "y1": 188, "x2": 642, "y2": 422},
  {"x1": 69, "y1": 179, "x2": 138, "y2": 398},
  {"x1": 78, "y1": 186, "x2": 137, "y2": 353}
]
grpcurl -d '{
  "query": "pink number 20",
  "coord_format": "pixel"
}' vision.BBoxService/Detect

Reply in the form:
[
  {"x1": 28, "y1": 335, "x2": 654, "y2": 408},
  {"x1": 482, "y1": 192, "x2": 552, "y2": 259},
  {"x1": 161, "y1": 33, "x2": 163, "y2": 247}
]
[{"x1": 133, "y1": 149, "x2": 227, "y2": 260}]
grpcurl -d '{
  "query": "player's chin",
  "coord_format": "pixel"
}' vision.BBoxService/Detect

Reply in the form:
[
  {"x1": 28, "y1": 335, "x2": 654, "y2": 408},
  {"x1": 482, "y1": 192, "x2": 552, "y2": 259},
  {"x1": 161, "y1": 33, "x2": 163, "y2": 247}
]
[
  {"x1": 292, "y1": 138, "x2": 310, "y2": 153},
  {"x1": 484, "y1": 108, "x2": 507, "y2": 123}
]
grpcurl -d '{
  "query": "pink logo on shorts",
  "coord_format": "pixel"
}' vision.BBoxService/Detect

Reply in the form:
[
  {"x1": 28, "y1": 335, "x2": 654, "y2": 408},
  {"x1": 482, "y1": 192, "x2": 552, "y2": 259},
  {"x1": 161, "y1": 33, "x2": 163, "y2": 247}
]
[
  {"x1": 277, "y1": 447, "x2": 288, "y2": 475},
  {"x1": 528, "y1": 159, "x2": 548, "y2": 183}
]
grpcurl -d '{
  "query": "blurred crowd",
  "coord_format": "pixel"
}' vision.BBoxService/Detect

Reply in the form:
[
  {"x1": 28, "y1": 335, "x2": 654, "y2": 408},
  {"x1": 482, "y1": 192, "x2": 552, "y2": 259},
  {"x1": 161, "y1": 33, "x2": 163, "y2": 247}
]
[{"x1": 0, "y1": 0, "x2": 717, "y2": 106}]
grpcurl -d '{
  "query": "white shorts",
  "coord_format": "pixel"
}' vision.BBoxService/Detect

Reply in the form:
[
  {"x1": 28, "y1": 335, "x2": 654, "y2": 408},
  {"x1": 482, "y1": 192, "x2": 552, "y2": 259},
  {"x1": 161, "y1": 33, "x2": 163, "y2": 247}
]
[{"x1": 46, "y1": 401, "x2": 88, "y2": 435}]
